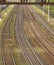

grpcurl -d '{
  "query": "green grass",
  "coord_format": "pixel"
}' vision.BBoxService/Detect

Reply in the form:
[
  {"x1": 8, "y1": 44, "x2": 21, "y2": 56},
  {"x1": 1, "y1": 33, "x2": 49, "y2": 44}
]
[
  {"x1": 44, "y1": 5, "x2": 54, "y2": 13},
  {"x1": 10, "y1": 13, "x2": 30, "y2": 65},
  {"x1": 31, "y1": 4, "x2": 54, "y2": 29},
  {"x1": 0, "y1": 5, "x2": 15, "y2": 65},
  {"x1": 0, "y1": 5, "x2": 14, "y2": 27},
  {"x1": 49, "y1": 24, "x2": 54, "y2": 28}
]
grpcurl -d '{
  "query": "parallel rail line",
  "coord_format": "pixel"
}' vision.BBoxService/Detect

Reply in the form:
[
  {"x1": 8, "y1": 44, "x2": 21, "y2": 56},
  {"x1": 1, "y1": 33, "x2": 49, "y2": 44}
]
[
  {"x1": 1, "y1": 6, "x2": 18, "y2": 65},
  {"x1": 26, "y1": 6, "x2": 54, "y2": 54},
  {"x1": 22, "y1": 5, "x2": 54, "y2": 65}
]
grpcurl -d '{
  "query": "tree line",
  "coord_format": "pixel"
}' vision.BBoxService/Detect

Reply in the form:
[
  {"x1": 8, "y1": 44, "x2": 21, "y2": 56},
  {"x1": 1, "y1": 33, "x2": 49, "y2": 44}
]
[{"x1": 0, "y1": 0, "x2": 50, "y2": 2}]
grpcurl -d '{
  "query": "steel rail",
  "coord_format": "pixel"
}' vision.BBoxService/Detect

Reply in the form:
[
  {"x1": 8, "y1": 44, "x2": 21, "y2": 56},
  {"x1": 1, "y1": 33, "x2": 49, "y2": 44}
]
[
  {"x1": 15, "y1": 5, "x2": 34, "y2": 65},
  {"x1": 23, "y1": 5, "x2": 52, "y2": 65},
  {"x1": 15, "y1": 5, "x2": 44, "y2": 65},
  {"x1": 25, "y1": 5, "x2": 54, "y2": 55},
  {"x1": 28, "y1": 5, "x2": 54, "y2": 37},
  {"x1": 28, "y1": 5, "x2": 54, "y2": 48},
  {"x1": 1, "y1": 6, "x2": 17, "y2": 65},
  {"x1": 23, "y1": 5, "x2": 54, "y2": 65}
]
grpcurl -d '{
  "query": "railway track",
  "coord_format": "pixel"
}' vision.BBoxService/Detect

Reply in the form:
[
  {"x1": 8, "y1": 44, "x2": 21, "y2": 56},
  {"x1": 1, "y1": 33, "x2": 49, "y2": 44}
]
[
  {"x1": 14, "y1": 5, "x2": 31, "y2": 65},
  {"x1": 25, "y1": 6, "x2": 54, "y2": 55},
  {"x1": 28, "y1": 5, "x2": 54, "y2": 43},
  {"x1": 15, "y1": 5, "x2": 49, "y2": 65},
  {"x1": 1, "y1": 5, "x2": 53, "y2": 65},
  {"x1": 1, "y1": 6, "x2": 18, "y2": 65},
  {"x1": 22, "y1": 5, "x2": 54, "y2": 65},
  {"x1": 29, "y1": 5, "x2": 54, "y2": 35}
]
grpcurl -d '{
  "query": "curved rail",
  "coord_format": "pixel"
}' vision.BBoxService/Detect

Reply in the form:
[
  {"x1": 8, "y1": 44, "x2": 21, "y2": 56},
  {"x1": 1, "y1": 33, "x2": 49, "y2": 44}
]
[{"x1": 1, "y1": 6, "x2": 17, "y2": 65}]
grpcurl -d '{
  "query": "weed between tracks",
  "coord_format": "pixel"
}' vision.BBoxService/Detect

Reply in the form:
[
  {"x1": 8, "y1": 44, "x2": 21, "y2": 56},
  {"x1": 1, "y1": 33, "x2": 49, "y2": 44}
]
[
  {"x1": 23, "y1": 20, "x2": 54, "y2": 65},
  {"x1": 0, "y1": 5, "x2": 31, "y2": 65},
  {"x1": 31, "y1": 5, "x2": 54, "y2": 29},
  {"x1": 28, "y1": 5, "x2": 54, "y2": 44},
  {"x1": 9, "y1": 14, "x2": 24, "y2": 65},
  {"x1": 10, "y1": 13, "x2": 30, "y2": 65},
  {"x1": 0, "y1": 5, "x2": 15, "y2": 65},
  {"x1": 23, "y1": 21, "x2": 45, "y2": 53},
  {"x1": 33, "y1": 18, "x2": 54, "y2": 44}
]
